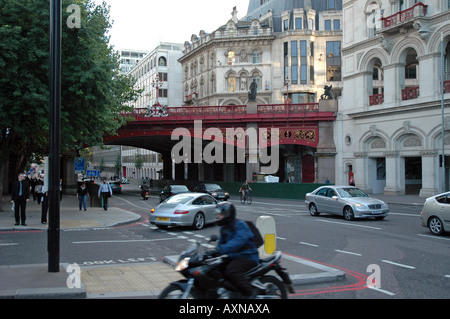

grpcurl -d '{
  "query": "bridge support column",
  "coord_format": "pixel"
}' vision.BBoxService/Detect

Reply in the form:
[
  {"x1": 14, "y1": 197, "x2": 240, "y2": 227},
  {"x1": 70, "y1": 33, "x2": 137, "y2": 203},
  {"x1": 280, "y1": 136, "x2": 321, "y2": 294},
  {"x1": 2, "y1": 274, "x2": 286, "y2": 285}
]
[
  {"x1": 316, "y1": 100, "x2": 337, "y2": 184},
  {"x1": 174, "y1": 162, "x2": 185, "y2": 180},
  {"x1": 62, "y1": 154, "x2": 78, "y2": 195},
  {"x1": 246, "y1": 122, "x2": 260, "y2": 182},
  {"x1": 162, "y1": 153, "x2": 173, "y2": 180}
]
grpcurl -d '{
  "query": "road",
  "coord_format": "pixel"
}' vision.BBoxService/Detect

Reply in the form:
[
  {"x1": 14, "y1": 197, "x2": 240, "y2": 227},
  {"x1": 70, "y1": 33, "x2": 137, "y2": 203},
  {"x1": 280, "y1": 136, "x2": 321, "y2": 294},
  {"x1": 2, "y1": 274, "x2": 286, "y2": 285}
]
[{"x1": 1, "y1": 184, "x2": 449, "y2": 299}]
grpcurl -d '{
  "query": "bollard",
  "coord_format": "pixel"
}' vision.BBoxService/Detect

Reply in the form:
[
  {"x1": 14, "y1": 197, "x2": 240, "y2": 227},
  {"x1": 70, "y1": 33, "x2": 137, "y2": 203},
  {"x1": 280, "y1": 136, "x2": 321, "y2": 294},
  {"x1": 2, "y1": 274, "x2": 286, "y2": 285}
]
[{"x1": 256, "y1": 216, "x2": 276, "y2": 258}]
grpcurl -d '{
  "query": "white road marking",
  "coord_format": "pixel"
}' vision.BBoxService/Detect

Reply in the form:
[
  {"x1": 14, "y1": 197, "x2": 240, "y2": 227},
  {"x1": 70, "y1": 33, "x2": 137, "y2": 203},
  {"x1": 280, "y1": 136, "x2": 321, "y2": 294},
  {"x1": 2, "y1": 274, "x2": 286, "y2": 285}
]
[
  {"x1": 299, "y1": 242, "x2": 319, "y2": 247},
  {"x1": 418, "y1": 234, "x2": 450, "y2": 241},
  {"x1": 317, "y1": 219, "x2": 382, "y2": 230},
  {"x1": 0, "y1": 243, "x2": 18, "y2": 247},
  {"x1": 335, "y1": 249, "x2": 362, "y2": 257},
  {"x1": 368, "y1": 286, "x2": 396, "y2": 296},
  {"x1": 381, "y1": 260, "x2": 415, "y2": 269},
  {"x1": 72, "y1": 238, "x2": 178, "y2": 244}
]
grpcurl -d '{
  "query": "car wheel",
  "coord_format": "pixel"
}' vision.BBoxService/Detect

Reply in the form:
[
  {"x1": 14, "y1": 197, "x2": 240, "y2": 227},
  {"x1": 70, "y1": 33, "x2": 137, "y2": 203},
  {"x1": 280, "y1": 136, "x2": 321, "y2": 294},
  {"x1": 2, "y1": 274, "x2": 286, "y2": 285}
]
[
  {"x1": 309, "y1": 203, "x2": 319, "y2": 216},
  {"x1": 343, "y1": 206, "x2": 355, "y2": 221},
  {"x1": 193, "y1": 212, "x2": 205, "y2": 230},
  {"x1": 428, "y1": 216, "x2": 444, "y2": 236}
]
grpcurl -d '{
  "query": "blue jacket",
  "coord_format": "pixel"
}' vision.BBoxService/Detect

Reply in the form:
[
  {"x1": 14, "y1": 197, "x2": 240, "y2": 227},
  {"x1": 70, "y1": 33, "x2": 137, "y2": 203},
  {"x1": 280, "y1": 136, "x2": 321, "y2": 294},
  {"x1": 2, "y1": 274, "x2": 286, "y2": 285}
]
[{"x1": 217, "y1": 219, "x2": 259, "y2": 264}]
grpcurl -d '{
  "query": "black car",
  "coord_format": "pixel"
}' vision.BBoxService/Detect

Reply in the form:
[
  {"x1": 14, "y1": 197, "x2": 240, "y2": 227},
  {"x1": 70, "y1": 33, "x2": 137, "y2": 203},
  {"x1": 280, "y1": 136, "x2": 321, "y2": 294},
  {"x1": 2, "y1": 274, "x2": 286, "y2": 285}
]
[
  {"x1": 194, "y1": 183, "x2": 230, "y2": 201},
  {"x1": 159, "y1": 185, "x2": 190, "y2": 203}
]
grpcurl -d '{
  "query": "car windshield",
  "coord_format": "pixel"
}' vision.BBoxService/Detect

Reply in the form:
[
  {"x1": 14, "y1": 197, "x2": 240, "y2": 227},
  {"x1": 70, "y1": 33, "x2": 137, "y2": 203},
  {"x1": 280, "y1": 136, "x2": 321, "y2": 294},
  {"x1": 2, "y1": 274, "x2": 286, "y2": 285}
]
[
  {"x1": 337, "y1": 188, "x2": 369, "y2": 198},
  {"x1": 164, "y1": 194, "x2": 194, "y2": 204},
  {"x1": 171, "y1": 186, "x2": 189, "y2": 192},
  {"x1": 205, "y1": 184, "x2": 221, "y2": 191}
]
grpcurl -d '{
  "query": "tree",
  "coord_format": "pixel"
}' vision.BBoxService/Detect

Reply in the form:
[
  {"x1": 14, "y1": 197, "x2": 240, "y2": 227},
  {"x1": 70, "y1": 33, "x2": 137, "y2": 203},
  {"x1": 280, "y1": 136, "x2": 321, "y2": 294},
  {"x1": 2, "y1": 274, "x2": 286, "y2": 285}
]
[
  {"x1": 0, "y1": 0, "x2": 140, "y2": 209},
  {"x1": 134, "y1": 152, "x2": 144, "y2": 179}
]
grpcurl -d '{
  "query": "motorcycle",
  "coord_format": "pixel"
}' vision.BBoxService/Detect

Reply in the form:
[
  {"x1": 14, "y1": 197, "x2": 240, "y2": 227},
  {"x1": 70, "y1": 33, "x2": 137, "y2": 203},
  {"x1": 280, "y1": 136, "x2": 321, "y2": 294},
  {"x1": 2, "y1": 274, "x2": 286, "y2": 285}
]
[
  {"x1": 140, "y1": 185, "x2": 150, "y2": 200},
  {"x1": 159, "y1": 235, "x2": 294, "y2": 299}
]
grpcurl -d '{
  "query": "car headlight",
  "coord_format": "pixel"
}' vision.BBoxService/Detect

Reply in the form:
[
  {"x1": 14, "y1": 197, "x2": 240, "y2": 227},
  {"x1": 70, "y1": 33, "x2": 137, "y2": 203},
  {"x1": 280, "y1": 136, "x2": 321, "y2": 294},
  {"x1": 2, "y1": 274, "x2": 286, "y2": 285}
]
[
  {"x1": 211, "y1": 192, "x2": 217, "y2": 196},
  {"x1": 355, "y1": 203, "x2": 368, "y2": 210},
  {"x1": 175, "y1": 257, "x2": 190, "y2": 271},
  {"x1": 225, "y1": 193, "x2": 229, "y2": 196},
  {"x1": 381, "y1": 203, "x2": 389, "y2": 209}
]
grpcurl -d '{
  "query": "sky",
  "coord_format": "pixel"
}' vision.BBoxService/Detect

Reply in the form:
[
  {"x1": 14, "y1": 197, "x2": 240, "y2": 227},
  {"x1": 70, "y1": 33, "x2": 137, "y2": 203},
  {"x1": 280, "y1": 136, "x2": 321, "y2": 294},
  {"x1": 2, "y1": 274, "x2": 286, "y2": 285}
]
[{"x1": 92, "y1": 0, "x2": 251, "y2": 51}]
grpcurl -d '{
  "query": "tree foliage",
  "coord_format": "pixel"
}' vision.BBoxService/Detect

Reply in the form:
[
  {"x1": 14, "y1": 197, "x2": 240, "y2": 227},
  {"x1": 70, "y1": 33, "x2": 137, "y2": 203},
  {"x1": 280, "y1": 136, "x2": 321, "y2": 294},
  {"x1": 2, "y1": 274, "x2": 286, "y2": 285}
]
[{"x1": 0, "y1": 0, "x2": 139, "y2": 181}]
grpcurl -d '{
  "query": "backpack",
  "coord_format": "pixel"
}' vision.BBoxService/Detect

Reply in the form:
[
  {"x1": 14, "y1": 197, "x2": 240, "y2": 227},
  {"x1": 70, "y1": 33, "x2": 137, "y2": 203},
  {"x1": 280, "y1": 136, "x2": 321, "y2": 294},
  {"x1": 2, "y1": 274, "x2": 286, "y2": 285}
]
[{"x1": 244, "y1": 220, "x2": 264, "y2": 248}]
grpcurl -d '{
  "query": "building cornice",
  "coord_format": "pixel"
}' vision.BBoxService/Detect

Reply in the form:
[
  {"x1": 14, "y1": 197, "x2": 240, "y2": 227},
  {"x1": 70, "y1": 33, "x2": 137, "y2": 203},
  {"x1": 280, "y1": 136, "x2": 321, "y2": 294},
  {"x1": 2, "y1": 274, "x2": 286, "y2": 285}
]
[{"x1": 347, "y1": 99, "x2": 450, "y2": 120}]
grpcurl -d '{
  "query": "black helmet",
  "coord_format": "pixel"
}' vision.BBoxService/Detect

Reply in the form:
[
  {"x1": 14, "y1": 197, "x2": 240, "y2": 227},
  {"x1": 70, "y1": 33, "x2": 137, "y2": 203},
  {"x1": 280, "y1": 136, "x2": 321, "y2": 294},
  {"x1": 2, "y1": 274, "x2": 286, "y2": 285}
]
[{"x1": 215, "y1": 202, "x2": 236, "y2": 226}]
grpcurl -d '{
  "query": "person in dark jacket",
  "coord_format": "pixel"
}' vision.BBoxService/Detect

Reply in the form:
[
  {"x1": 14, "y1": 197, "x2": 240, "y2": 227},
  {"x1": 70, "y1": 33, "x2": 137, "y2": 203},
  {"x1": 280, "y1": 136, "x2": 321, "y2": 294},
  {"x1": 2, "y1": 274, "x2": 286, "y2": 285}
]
[
  {"x1": 11, "y1": 173, "x2": 30, "y2": 226},
  {"x1": 215, "y1": 202, "x2": 259, "y2": 298}
]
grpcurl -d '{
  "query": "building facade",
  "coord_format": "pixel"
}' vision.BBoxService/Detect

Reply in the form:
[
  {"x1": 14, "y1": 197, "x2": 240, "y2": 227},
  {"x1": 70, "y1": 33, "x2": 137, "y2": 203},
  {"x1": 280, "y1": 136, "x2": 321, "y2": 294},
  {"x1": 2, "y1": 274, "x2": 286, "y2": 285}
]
[
  {"x1": 339, "y1": 0, "x2": 450, "y2": 196},
  {"x1": 179, "y1": 0, "x2": 343, "y2": 183},
  {"x1": 123, "y1": 43, "x2": 184, "y2": 180}
]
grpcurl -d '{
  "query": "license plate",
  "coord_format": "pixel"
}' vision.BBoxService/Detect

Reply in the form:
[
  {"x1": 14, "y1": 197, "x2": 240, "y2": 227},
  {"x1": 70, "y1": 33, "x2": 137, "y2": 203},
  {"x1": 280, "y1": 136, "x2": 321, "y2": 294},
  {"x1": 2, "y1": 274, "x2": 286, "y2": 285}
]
[
  {"x1": 371, "y1": 210, "x2": 382, "y2": 215},
  {"x1": 157, "y1": 217, "x2": 170, "y2": 221}
]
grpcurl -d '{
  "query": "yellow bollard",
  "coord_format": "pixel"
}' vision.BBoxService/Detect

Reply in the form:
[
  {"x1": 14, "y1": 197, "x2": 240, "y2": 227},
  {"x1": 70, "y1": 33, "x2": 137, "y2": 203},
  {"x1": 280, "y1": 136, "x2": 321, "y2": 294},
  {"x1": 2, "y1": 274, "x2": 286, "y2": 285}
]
[{"x1": 256, "y1": 216, "x2": 276, "y2": 258}]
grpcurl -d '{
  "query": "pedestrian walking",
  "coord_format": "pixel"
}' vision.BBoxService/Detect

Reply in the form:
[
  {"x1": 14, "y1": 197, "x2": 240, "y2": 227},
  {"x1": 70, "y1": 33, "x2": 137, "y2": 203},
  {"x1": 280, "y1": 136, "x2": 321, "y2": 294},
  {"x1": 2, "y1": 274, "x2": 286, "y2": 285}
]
[
  {"x1": 34, "y1": 179, "x2": 43, "y2": 204},
  {"x1": 41, "y1": 182, "x2": 48, "y2": 224},
  {"x1": 98, "y1": 177, "x2": 112, "y2": 211},
  {"x1": 11, "y1": 173, "x2": 30, "y2": 226},
  {"x1": 77, "y1": 182, "x2": 89, "y2": 211}
]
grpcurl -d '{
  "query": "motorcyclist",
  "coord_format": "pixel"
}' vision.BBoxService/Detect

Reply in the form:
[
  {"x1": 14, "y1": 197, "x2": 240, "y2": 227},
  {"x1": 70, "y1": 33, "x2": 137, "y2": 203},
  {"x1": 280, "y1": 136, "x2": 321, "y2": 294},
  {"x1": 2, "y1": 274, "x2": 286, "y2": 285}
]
[
  {"x1": 141, "y1": 180, "x2": 149, "y2": 197},
  {"x1": 212, "y1": 202, "x2": 259, "y2": 298}
]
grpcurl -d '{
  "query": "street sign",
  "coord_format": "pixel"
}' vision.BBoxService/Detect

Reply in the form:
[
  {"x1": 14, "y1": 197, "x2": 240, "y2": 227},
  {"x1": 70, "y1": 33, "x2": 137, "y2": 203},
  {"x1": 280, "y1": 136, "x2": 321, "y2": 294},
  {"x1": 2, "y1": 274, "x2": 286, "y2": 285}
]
[
  {"x1": 86, "y1": 170, "x2": 100, "y2": 177},
  {"x1": 74, "y1": 157, "x2": 85, "y2": 174}
]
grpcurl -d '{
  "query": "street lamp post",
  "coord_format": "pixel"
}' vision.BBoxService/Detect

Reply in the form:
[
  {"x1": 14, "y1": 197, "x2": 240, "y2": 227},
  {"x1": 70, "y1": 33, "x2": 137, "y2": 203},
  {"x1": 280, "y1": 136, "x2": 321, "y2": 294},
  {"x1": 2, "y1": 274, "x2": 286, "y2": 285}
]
[
  {"x1": 152, "y1": 75, "x2": 161, "y2": 116},
  {"x1": 49, "y1": 0, "x2": 62, "y2": 273},
  {"x1": 285, "y1": 76, "x2": 290, "y2": 104}
]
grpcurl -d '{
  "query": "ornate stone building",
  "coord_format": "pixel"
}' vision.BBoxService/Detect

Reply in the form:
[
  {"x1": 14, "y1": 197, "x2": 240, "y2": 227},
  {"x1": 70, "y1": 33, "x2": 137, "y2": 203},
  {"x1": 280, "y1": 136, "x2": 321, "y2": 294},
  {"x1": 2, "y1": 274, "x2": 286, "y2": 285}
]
[
  {"x1": 178, "y1": 0, "x2": 344, "y2": 183},
  {"x1": 339, "y1": 0, "x2": 450, "y2": 196}
]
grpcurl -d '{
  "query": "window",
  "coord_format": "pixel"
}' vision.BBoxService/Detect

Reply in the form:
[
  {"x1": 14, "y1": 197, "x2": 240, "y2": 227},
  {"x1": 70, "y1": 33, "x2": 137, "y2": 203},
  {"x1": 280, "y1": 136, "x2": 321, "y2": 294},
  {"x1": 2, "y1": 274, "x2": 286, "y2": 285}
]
[
  {"x1": 227, "y1": 51, "x2": 235, "y2": 65},
  {"x1": 310, "y1": 42, "x2": 315, "y2": 84},
  {"x1": 158, "y1": 57, "x2": 167, "y2": 67},
  {"x1": 159, "y1": 89, "x2": 168, "y2": 98},
  {"x1": 328, "y1": 0, "x2": 336, "y2": 9},
  {"x1": 252, "y1": 50, "x2": 260, "y2": 64},
  {"x1": 325, "y1": 20, "x2": 332, "y2": 30},
  {"x1": 227, "y1": 74, "x2": 236, "y2": 92},
  {"x1": 283, "y1": 19, "x2": 289, "y2": 31},
  {"x1": 334, "y1": 19, "x2": 340, "y2": 30},
  {"x1": 405, "y1": 64, "x2": 417, "y2": 79},
  {"x1": 295, "y1": 17, "x2": 302, "y2": 29},
  {"x1": 159, "y1": 73, "x2": 168, "y2": 81},
  {"x1": 300, "y1": 40, "x2": 307, "y2": 84},
  {"x1": 291, "y1": 41, "x2": 298, "y2": 84},
  {"x1": 284, "y1": 42, "x2": 289, "y2": 82},
  {"x1": 326, "y1": 41, "x2": 341, "y2": 81},
  {"x1": 253, "y1": 27, "x2": 259, "y2": 35},
  {"x1": 308, "y1": 18, "x2": 314, "y2": 30}
]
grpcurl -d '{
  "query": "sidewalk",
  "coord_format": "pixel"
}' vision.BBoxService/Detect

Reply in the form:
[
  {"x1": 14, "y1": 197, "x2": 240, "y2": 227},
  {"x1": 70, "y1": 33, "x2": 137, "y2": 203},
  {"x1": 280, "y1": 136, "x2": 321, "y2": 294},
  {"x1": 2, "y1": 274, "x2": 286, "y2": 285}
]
[{"x1": 0, "y1": 191, "x2": 425, "y2": 299}]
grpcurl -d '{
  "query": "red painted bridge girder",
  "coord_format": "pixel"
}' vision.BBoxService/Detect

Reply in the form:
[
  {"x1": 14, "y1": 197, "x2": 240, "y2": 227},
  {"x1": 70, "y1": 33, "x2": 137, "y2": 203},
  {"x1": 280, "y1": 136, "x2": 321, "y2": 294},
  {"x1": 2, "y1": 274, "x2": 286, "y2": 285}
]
[{"x1": 104, "y1": 104, "x2": 336, "y2": 153}]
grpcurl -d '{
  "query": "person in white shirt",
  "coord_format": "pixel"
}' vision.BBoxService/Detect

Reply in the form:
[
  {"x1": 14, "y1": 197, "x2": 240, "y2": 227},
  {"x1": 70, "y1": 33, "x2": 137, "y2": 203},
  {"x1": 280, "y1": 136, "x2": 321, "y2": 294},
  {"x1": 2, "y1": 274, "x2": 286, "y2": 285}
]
[{"x1": 98, "y1": 178, "x2": 112, "y2": 211}]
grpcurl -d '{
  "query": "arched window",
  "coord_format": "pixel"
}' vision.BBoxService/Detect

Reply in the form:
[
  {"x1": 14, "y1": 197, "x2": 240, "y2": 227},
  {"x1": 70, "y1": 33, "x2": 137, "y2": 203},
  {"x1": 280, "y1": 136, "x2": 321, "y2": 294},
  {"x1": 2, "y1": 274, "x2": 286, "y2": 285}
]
[
  {"x1": 227, "y1": 51, "x2": 235, "y2": 66},
  {"x1": 252, "y1": 50, "x2": 261, "y2": 64},
  {"x1": 158, "y1": 57, "x2": 167, "y2": 67},
  {"x1": 227, "y1": 73, "x2": 236, "y2": 92}
]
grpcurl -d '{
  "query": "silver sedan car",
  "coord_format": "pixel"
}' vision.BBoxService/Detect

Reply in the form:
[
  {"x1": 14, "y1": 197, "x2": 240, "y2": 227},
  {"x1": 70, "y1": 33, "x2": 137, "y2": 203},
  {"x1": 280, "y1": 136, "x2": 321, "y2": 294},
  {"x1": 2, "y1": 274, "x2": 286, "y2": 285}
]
[
  {"x1": 420, "y1": 192, "x2": 450, "y2": 236},
  {"x1": 305, "y1": 186, "x2": 389, "y2": 221},
  {"x1": 149, "y1": 193, "x2": 218, "y2": 230}
]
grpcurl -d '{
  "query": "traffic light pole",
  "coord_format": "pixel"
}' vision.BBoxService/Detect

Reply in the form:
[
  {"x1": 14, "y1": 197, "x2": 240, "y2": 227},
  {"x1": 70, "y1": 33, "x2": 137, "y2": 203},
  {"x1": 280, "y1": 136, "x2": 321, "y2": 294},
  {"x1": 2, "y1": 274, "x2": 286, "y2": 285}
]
[{"x1": 48, "y1": 0, "x2": 61, "y2": 273}]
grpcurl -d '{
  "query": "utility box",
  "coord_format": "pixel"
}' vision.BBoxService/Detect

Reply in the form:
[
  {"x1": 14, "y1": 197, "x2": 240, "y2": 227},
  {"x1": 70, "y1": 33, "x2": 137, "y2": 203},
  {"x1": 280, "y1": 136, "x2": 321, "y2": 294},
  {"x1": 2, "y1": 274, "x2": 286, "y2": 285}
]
[{"x1": 256, "y1": 216, "x2": 276, "y2": 258}]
